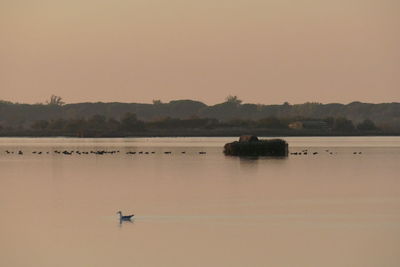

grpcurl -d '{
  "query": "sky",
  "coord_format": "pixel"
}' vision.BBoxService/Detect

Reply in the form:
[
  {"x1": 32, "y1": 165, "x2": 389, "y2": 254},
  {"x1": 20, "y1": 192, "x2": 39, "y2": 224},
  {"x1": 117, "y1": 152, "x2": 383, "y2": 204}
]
[{"x1": 1, "y1": 0, "x2": 399, "y2": 105}]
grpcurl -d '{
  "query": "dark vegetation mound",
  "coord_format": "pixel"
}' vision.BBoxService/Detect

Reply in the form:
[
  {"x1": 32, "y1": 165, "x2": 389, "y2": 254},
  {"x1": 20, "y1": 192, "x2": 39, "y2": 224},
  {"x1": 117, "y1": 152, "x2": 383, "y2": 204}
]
[{"x1": 224, "y1": 136, "x2": 288, "y2": 156}]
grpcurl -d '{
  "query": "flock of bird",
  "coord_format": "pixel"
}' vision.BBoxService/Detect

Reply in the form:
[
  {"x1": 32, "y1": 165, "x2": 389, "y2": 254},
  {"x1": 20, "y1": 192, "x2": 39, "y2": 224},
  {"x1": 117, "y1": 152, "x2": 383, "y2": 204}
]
[
  {"x1": 290, "y1": 149, "x2": 362, "y2": 155},
  {"x1": 3, "y1": 149, "x2": 208, "y2": 155},
  {"x1": 2, "y1": 149, "x2": 364, "y2": 156}
]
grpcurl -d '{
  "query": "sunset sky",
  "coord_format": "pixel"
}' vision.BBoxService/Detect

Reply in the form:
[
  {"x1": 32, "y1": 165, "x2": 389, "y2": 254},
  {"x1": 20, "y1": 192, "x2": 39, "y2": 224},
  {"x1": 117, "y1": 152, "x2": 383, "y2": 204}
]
[{"x1": 1, "y1": 0, "x2": 399, "y2": 105}]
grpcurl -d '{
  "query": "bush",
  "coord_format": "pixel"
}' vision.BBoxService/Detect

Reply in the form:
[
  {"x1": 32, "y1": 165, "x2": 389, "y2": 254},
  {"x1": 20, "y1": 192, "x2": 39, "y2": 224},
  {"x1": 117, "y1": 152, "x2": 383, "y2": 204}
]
[
  {"x1": 357, "y1": 119, "x2": 378, "y2": 131},
  {"x1": 224, "y1": 138, "x2": 288, "y2": 156}
]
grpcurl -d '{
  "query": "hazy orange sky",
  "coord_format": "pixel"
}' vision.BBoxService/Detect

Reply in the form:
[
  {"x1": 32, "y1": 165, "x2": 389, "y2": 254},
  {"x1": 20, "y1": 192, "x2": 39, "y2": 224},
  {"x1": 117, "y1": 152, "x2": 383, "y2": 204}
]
[{"x1": 1, "y1": 0, "x2": 399, "y2": 105}]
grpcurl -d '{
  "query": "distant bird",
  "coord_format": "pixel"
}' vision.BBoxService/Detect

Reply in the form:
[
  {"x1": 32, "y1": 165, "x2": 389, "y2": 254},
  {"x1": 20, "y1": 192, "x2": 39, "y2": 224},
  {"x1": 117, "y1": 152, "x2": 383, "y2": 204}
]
[
  {"x1": 117, "y1": 211, "x2": 134, "y2": 221},
  {"x1": 313, "y1": 152, "x2": 318, "y2": 155},
  {"x1": 199, "y1": 151, "x2": 206, "y2": 154}
]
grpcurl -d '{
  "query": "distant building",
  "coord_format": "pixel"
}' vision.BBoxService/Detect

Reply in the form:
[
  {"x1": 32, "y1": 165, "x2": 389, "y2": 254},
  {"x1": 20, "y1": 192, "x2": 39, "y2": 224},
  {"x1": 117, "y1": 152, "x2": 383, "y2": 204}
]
[
  {"x1": 288, "y1": 121, "x2": 303, "y2": 129},
  {"x1": 289, "y1": 121, "x2": 328, "y2": 130}
]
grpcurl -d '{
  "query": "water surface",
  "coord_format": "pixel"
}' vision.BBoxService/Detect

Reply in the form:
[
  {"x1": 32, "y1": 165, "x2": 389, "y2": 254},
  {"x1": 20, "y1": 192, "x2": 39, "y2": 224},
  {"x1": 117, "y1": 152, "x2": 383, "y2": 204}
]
[{"x1": 1, "y1": 137, "x2": 400, "y2": 267}]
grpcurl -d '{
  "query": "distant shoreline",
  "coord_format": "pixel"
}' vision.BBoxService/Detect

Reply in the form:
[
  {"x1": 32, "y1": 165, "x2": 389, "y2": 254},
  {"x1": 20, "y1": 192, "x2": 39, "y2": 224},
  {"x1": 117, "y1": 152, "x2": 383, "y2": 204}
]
[
  {"x1": 0, "y1": 130, "x2": 398, "y2": 138},
  {"x1": 1, "y1": 100, "x2": 399, "y2": 135}
]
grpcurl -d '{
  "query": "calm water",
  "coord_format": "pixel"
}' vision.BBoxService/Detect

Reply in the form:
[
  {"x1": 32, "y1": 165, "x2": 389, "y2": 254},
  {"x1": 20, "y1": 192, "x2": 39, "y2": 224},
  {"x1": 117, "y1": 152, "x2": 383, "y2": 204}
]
[{"x1": 1, "y1": 137, "x2": 400, "y2": 267}]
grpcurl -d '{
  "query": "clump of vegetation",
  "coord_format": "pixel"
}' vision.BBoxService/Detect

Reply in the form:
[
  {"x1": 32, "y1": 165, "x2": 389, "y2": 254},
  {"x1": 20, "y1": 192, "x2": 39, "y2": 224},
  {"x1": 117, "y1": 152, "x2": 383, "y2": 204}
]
[
  {"x1": 357, "y1": 119, "x2": 378, "y2": 131},
  {"x1": 224, "y1": 137, "x2": 288, "y2": 156}
]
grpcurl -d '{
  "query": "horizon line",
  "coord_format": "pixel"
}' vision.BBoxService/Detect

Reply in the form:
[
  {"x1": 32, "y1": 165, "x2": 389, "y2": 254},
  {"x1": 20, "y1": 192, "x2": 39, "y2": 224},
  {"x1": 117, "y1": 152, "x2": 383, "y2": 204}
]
[{"x1": 1, "y1": 98, "x2": 399, "y2": 106}]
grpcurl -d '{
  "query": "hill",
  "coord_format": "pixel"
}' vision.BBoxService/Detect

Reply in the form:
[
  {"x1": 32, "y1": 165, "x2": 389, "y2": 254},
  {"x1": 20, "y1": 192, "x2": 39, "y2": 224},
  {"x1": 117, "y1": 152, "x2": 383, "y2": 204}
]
[{"x1": 0, "y1": 99, "x2": 399, "y2": 133}]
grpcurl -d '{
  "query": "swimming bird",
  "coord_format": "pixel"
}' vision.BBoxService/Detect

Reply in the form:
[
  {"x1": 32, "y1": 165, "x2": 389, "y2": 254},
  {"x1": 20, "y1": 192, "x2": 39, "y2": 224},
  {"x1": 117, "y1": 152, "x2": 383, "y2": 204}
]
[{"x1": 117, "y1": 211, "x2": 134, "y2": 221}]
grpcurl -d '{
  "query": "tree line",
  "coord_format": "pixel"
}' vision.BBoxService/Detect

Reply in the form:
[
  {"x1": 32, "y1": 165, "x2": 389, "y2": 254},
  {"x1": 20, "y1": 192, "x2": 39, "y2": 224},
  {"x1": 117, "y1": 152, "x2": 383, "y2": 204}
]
[
  {"x1": 0, "y1": 96, "x2": 398, "y2": 135},
  {"x1": 0, "y1": 112, "x2": 382, "y2": 137}
]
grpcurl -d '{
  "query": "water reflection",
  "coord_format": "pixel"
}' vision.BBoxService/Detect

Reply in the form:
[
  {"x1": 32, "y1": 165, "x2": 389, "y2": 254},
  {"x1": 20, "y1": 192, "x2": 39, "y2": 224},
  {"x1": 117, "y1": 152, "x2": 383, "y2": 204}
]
[
  {"x1": 119, "y1": 218, "x2": 134, "y2": 227},
  {"x1": 238, "y1": 156, "x2": 288, "y2": 173}
]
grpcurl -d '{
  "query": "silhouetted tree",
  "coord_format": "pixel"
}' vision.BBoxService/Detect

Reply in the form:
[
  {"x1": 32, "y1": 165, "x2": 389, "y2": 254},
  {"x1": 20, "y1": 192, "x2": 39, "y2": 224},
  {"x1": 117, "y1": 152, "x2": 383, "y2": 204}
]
[
  {"x1": 46, "y1": 95, "x2": 64, "y2": 106},
  {"x1": 31, "y1": 120, "x2": 49, "y2": 130},
  {"x1": 225, "y1": 119, "x2": 254, "y2": 127},
  {"x1": 48, "y1": 118, "x2": 67, "y2": 130},
  {"x1": 357, "y1": 119, "x2": 378, "y2": 131},
  {"x1": 333, "y1": 117, "x2": 355, "y2": 131},
  {"x1": 107, "y1": 118, "x2": 121, "y2": 132},
  {"x1": 225, "y1": 95, "x2": 242, "y2": 105},
  {"x1": 323, "y1": 117, "x2": 335, "y2": 129},
  {"x1": 87, "y1": 115, "x2": 107, "y2": 130},
  {"x1": 120, "y1": 113, "x2": 145, "y2": 132},
  {"x1": 257, "y1": 117, "x2": 288, "y2": 129},
  {"x1": 64, "y1": 119, "x2": 86, "y2": 135}
]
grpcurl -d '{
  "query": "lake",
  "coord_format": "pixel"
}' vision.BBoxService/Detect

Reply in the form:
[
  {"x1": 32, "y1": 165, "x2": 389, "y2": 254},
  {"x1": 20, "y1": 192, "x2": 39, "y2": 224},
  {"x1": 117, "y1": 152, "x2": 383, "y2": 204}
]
[{"x1": 1, "y1": 137, "x2": 400, "y2": 267}]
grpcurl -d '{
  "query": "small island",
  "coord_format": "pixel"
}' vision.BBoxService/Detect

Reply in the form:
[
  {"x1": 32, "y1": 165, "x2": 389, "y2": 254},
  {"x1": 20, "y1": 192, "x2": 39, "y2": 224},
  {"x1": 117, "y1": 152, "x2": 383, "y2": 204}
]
[{"x1": 224, "y1": 135, "x2": 289, "y2": 157}]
